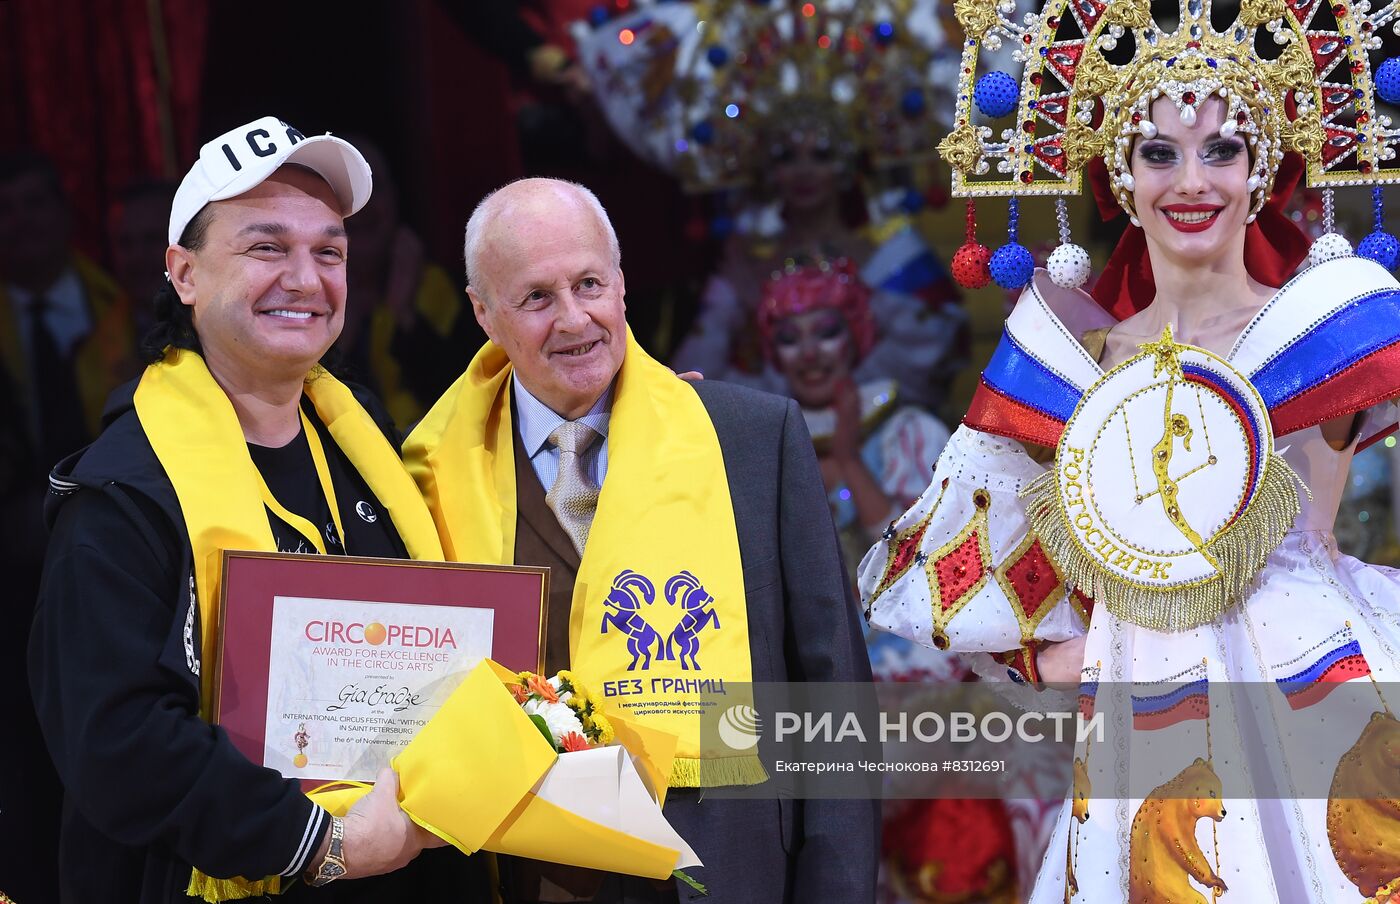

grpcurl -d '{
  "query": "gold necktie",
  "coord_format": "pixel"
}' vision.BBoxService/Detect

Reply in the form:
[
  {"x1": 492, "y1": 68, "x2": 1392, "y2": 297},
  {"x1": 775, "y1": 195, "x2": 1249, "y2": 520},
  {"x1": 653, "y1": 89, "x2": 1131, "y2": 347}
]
[{"x1": 544, "y1": 420, "x2": 600, "y2": 555}]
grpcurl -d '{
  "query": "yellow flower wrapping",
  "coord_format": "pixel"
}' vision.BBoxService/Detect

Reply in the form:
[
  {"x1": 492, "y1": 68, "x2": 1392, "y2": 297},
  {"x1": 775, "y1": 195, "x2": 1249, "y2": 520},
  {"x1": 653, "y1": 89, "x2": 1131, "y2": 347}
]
[{"x1": 404, "y1": 331, "x2": 764, "y2": 786}]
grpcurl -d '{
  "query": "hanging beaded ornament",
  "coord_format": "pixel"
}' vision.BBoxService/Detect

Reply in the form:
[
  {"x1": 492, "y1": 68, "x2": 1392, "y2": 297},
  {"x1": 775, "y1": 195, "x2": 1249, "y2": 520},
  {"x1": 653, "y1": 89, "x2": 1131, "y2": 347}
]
[
  {"x1": 952, "y1": 199, "x2": 993, "y2": 288},
  {"x1": 1046, "y1": 196, "x2": 1091, "y2": 288},
  {"x1": 1357, "y1": 186, "x2": 1400, "y2": 269},
  {"x1": 1309, "y1": 187, "x2": 1354, "y2": 265},
  {"x1": 990, "y1": 197, "x2": 1035, "y2": 289}
]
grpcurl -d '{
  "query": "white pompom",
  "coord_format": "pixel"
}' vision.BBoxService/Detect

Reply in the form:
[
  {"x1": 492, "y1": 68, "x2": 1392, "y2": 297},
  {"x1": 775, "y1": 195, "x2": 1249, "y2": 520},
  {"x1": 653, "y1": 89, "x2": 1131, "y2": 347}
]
[
  {"x1": 1047, "y1": 243, "x2": 1092, "y2": 289},
  {"x1": 1308, "y1": 232, "x2": 1352, "y2": 268}
]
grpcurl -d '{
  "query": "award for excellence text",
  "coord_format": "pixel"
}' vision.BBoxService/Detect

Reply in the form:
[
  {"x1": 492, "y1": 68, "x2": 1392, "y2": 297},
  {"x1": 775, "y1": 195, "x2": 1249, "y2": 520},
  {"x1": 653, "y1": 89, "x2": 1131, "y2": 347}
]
[{"x1": 264, "y1": 596, "x2": 494, "y2": 781}]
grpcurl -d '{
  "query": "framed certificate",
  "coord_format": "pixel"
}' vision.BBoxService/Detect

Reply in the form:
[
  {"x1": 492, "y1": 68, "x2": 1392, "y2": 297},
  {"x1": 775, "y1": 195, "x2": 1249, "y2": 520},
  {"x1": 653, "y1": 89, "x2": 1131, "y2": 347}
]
[{"x1": 213, "y1": 551, "x2": 547, "y2": 788}]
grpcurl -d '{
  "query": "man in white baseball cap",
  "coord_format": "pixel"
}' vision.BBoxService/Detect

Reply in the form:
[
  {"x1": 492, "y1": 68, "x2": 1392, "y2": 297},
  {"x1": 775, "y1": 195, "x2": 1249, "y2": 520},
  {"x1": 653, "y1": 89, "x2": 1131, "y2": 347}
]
[{"x1": 29, "y1": 117, "x2": 487, "y2": 902}]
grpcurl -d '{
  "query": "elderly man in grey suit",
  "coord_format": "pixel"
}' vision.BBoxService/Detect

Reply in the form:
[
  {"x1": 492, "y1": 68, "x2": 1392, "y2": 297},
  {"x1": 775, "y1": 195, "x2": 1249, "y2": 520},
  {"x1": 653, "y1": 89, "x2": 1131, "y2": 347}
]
[{"x1": 403, "y1": 177, "x2": 876, "y2": 904}]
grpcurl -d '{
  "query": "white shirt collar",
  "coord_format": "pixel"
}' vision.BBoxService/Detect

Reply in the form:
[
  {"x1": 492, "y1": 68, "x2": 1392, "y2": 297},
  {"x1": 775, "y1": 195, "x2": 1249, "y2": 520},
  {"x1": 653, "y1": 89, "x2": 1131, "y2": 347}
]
[{"x1": 512, "y1": 373, "x2": 614, "y2": 458}]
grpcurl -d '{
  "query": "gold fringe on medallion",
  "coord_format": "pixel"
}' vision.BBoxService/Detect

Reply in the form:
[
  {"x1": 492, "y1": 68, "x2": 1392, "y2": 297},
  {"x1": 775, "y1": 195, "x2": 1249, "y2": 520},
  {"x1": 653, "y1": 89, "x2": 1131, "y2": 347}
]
[
  {"x1": 1022, "y1": 454, "x2": 1303, "y2": 632},
  {"x1": 186, "y1": 872, "x2": 281, "y2": 902},
  {"x1": 676, "y1": 754, "x2": 769, "y2": 788}
]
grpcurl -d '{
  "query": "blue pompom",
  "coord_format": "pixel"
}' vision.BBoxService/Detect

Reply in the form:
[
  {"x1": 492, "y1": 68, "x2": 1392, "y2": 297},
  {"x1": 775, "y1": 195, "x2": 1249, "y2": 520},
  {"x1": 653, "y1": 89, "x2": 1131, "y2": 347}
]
[
  {"x1": 989, "y1": 243, "x2": 1035, "y2": 289},
  {"x1": 974, "y1": 72, "x2": 1019, "y2": 118},
  {"x1": 1358, "y1": 230, "x2": 1400, "y2": 270},
  {"x1": 900, "y1": 188, "x2": 925, "y2": 213},
  {"x1": 588, "y1": 5, "x2": 610, "y2": 27},
  {"x1": 691, "y1": 120, "x2": 715, "y2": 145},
  {"x1": 709, "y1": 215, "x2": 735, "y2": 239},
  {"x1": 901, "y1": 88, "x2": 926, "y2": 117},
  {"x1": 874, "y1": 21, "x2": 896, "y2": 45},
  {"x1": 1378, "y1": 58, "x2": 1400, "y2": 105},
  {"x1": 706, "y1": 45, "x2": 730, "y2": 67}
]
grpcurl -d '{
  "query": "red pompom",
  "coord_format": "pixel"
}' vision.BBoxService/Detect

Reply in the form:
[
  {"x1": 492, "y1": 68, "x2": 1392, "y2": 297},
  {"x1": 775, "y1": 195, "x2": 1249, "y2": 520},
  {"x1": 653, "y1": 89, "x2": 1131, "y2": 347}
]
[{"x1": 952, "y1": 241, "x2": 993, "y2": 289}]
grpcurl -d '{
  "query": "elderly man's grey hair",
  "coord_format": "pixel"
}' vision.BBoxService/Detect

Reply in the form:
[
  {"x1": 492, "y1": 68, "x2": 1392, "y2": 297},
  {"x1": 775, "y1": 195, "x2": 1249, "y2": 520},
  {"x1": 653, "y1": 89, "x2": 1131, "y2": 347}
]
[{"x1": 462, "y1": 178, "x2": 622, "y2": 304}]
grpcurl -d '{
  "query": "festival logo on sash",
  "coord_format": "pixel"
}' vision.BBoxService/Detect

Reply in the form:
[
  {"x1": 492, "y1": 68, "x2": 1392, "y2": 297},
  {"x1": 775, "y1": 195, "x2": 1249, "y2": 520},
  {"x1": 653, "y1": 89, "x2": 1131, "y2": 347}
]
[
  {"x1": 1024, "y1": 326, "x2": 1303, "y2": 631},
  {"x1": 600, "y1": 569, "x2": 722, "y2": 671}
]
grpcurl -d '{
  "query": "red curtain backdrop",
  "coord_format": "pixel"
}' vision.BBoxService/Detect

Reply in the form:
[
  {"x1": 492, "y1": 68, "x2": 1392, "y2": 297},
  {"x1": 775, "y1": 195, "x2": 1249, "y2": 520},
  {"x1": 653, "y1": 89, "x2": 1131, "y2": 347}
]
[
  {"x1": 0, "y1": 0, "x2": 209, "y2": 257},
  {"x1": 413, "y1": 1, "x2": 525, "y2": 271}
]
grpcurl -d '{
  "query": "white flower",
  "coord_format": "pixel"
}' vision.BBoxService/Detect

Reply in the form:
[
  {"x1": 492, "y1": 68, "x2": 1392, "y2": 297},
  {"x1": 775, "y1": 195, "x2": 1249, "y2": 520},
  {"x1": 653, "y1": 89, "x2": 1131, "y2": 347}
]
[{"x1": 523, "y1": 698, "x2": 584, "y2": 744}]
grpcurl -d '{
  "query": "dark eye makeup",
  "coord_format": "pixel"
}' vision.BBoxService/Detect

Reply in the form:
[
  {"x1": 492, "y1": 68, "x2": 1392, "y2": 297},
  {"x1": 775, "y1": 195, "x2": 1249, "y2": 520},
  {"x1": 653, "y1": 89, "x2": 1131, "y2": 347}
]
[{"x1": 1135, "y1": 136, "x2": 1247, "y2": 165}]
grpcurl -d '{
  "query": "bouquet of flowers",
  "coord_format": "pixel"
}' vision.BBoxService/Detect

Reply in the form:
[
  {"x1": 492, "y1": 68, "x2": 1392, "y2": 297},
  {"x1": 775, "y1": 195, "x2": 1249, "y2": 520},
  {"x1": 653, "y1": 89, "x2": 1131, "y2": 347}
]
[
  {"x1": 510, "y1": 669, "x2": 615, "y2": 753},
  {"x1": 506, "y1": 669, "x2": 705, "y2": 893}
]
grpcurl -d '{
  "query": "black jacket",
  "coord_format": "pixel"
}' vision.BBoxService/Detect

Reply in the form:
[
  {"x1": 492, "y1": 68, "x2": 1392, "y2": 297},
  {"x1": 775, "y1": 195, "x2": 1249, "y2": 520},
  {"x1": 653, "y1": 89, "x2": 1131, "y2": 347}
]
[{"x1": 29, "y1": 379, "x2": 486, "y2": 903}]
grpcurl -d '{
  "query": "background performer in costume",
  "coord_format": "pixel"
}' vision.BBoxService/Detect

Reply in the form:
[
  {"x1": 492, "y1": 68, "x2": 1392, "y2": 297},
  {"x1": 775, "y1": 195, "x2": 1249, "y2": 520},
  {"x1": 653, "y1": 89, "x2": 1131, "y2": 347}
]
[
  {"x1": 862, "y1": 0, "x2": 1400, "y2": 899},
  {"x1": 571, "y1": 0, "x2": 969, "y2": 415},
  {"x1": 753, "y1": 261, "x2": 1025, "y2": 902}
]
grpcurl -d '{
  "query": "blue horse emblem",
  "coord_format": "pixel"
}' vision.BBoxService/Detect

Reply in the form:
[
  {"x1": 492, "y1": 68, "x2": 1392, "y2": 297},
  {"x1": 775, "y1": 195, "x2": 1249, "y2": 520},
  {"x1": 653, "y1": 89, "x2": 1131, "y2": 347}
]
[
  {"x1": 600, "y1": 569, "x2": 720, "y2": 671},
  {"x1": 600, "y1": 570, "x2": 664, "y2": 671},
  {"x1": 660, "y1": 571, "x2": 720, "y2": 670}
]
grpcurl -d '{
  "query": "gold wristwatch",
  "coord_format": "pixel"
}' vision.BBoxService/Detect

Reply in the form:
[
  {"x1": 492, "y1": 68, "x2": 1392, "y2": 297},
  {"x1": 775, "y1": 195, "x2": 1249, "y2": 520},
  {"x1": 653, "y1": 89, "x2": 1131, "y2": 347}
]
[{"x1": 308, "y1": 815, "x2": 347, "y2": 886}]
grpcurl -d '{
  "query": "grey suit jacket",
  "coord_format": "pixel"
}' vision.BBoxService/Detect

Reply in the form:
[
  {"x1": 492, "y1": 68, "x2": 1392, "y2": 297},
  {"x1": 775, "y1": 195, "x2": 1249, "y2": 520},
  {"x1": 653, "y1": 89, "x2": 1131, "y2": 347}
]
[{"x1": 656, "y1": 380, "x2": 879, "y2": 904}]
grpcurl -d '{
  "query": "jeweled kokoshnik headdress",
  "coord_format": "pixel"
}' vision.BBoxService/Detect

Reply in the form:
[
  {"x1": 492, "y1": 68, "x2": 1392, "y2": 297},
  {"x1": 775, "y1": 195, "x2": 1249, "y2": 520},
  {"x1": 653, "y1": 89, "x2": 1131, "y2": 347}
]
[
  {"x1": 938, "y1": 0, "x2": 1400, "y2": 292},
  {"x1": 931, "y1": 0, "x2": 1400, "y2": 629},
  {"x1": 572, "y1": 1, "x2": 960, "y2": 209}
]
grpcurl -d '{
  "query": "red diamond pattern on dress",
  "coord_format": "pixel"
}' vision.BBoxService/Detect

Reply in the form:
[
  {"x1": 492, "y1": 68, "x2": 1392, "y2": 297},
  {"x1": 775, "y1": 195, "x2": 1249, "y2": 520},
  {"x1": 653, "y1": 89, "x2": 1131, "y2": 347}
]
[
  {"x1": 1002, "y1": 538, "x2": 1063, "y2": 624},
  {"x1": 932, "y1": 530, "x2": 988, "y2": 612},
  {"x1": 874, "y1": 514, "x2": 931, "y2": 601}
]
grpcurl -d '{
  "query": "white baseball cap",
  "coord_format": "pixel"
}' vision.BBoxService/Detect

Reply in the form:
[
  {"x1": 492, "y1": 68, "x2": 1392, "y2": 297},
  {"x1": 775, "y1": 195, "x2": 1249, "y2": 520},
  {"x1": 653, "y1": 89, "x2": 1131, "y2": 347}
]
[{"x1": 168, "y1": 115, "x2": 373, "y2": 245}]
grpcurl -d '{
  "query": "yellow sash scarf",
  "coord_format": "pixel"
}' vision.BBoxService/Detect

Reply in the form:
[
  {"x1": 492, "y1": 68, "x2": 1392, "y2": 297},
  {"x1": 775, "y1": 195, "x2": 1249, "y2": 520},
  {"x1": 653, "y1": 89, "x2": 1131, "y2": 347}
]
[
  {"x1": 133, "y1": 349, "x2": 444, "y2": 715},
  {"x1": 404, "y1": 331, "x2": 762, "y2": 786}
]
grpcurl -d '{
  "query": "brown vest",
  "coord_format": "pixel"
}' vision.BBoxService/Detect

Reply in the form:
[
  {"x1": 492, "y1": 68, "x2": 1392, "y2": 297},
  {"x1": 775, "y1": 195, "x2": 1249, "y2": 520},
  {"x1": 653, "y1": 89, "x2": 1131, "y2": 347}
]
[
  {"x1": 507, "y1": 420, "x2": 676, "y2": 903},
  {"x1": 512, "y1": 419, "x2": 581, "y2": 675}
]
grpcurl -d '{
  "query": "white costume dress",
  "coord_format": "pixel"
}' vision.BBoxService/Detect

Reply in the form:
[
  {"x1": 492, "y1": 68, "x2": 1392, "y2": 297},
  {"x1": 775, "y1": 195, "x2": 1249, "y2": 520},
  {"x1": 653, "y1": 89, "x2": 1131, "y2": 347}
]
[{"x1": 860, "y1": 257, "x2": 1400, "y2": 903}]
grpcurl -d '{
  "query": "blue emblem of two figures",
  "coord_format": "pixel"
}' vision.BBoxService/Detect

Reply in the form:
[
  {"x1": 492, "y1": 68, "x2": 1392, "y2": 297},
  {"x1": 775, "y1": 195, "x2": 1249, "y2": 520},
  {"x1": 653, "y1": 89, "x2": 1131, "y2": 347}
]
[{"x1": 601, "y1": 569, "x2": 720, "y2": 671}]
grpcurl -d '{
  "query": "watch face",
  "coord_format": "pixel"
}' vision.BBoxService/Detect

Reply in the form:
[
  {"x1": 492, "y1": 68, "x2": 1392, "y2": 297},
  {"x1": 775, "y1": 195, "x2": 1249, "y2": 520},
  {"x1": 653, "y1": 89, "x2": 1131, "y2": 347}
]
[{"x1": 315, "y1": 861, "x2": 346, "y2": 885}]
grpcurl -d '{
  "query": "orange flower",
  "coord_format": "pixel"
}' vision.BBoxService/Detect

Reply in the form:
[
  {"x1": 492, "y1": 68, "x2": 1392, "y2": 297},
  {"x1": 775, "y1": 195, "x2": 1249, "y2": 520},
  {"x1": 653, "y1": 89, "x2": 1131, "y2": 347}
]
[
  {"x1": 527, "y1": 674, "x2": 560, "y2": 704},
  {"x1": 560, "y1": 731, "x2": 592, "y2": 753},
  {"x1": 508, "y1": 683, "x2": 529, "y2": 704}
]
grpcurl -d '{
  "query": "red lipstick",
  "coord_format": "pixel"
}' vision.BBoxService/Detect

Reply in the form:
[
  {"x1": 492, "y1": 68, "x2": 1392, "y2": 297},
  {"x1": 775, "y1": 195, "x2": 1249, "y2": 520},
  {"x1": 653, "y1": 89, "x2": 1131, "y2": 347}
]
[{"x1": 1160, "y1": 204, "x2": 1223, "y2": 234}]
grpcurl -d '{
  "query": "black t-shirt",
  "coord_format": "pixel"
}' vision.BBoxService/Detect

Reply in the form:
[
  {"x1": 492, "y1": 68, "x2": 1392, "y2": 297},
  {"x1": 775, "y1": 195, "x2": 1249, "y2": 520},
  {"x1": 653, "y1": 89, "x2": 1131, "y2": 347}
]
[{"x1": 246, "y1": 401, "x2": 405, "y2": 559}]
